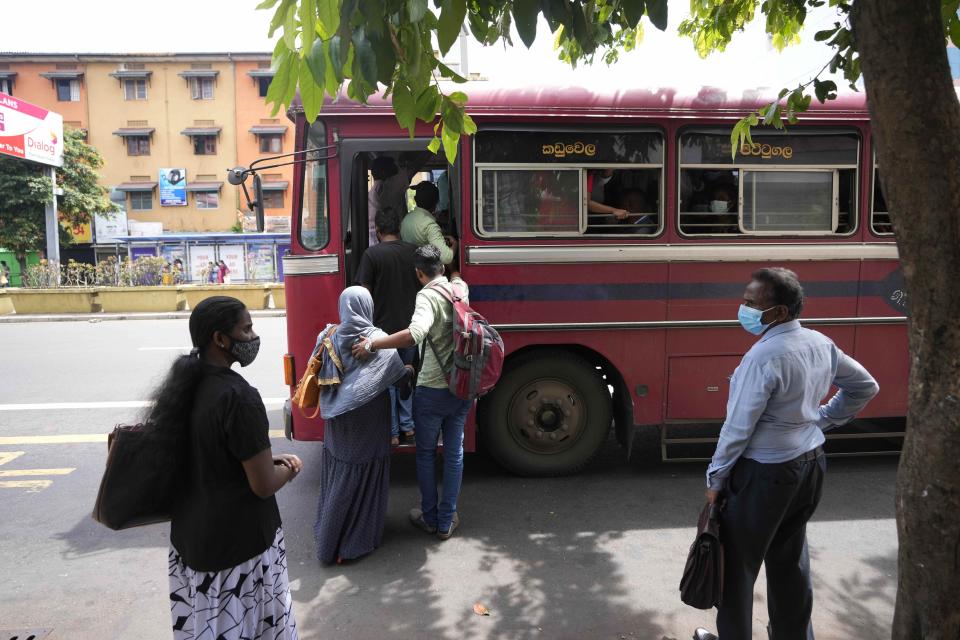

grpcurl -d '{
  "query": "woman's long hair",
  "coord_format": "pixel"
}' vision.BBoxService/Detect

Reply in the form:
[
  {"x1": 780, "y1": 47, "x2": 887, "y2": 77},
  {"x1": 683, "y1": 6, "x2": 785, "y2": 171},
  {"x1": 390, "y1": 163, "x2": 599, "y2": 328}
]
[{"x1": 145, "y1": 296, "x2": 247, "y2": 432}]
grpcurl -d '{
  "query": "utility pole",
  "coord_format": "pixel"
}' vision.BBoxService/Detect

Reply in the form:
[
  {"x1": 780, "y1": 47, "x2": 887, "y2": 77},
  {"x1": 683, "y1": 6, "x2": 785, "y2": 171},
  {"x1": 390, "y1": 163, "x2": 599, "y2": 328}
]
[{"x1": 44, "y1": 165, "x2": 61, "y2": 263}]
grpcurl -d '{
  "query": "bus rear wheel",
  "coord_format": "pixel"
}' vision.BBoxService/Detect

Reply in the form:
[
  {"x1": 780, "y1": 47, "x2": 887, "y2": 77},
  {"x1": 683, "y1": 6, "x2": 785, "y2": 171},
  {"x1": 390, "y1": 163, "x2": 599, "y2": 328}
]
[{"x1": 480, "y1": 350, "x2": 612, "y2": 477}]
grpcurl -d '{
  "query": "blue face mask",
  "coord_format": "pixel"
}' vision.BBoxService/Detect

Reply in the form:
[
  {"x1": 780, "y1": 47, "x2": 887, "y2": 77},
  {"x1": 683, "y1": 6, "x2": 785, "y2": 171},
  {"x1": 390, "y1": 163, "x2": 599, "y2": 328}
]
[{"x1": 738, "y1": 304, "x2": 775, "y2": 335}]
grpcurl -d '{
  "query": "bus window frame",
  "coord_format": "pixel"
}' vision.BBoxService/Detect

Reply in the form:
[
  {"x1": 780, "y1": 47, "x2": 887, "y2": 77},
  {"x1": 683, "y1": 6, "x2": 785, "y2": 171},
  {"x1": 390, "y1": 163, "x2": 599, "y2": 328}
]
[
  {"x1": 298, "y1": 120, "x2": 331, "y2": 252},
  {"x1": 471, "y1": 127, "x2": 666, "y2": 240},
  {"x1": 737, "y1": 167, "x2": 840, "y2": 235},
  {"x1": 870, "y1": 152, "x2": 894, "y2": 236},
  {"x1": 676, "y1": 126, "x2": 861, "y2": 239},
  {"x1": 475, "y1": 164, "x2": 587, "y2": 238}
]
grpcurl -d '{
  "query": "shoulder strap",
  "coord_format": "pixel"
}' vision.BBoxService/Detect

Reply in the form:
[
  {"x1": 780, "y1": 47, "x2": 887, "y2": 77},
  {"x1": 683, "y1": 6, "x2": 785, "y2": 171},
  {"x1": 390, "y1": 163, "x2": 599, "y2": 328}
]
[
  {"x1": 425, "y1": 280, "x2": 461, "y2": 304},
  {"x1": 321, "y1": 324, "x2": 343, "y2": 372}
]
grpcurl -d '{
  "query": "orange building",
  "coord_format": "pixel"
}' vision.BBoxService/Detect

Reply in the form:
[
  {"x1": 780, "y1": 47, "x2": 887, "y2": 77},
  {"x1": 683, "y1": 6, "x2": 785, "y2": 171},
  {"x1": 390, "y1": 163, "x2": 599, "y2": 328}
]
[{"x1": 0, "y1": 52, "x2": 292, "y2": 234}]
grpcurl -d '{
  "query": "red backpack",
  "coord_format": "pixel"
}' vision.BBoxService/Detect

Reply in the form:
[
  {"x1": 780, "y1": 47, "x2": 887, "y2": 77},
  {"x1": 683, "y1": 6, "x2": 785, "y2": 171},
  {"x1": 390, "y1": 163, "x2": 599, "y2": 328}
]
[{"x1": 424, "y1": 280, "x2": 505, "y2": 400}]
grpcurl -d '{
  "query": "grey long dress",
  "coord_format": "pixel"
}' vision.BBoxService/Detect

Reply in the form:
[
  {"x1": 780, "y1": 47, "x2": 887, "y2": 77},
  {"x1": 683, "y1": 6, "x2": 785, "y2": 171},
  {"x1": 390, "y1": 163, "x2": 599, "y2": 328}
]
[{"x1": 314, "y1": 390, "x2": 392, "y2": 564}]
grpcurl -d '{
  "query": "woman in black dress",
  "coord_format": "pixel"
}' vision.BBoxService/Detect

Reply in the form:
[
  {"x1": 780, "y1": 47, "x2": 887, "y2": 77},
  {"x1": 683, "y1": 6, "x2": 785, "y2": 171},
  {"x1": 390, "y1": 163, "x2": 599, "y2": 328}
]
[{"x1": 146, "y1": 296, "x2": 301, "y2": 639}]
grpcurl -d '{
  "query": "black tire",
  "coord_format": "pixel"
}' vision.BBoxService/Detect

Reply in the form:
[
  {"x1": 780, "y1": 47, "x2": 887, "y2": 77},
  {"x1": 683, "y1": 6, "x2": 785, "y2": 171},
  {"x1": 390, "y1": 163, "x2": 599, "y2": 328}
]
[{"x1": 480, "y1": 350, "x2": 612, "y2": 476}]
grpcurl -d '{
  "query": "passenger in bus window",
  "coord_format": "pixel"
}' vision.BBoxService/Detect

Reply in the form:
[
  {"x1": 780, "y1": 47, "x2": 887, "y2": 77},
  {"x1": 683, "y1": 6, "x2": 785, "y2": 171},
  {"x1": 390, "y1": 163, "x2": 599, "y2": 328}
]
[
  {"x1": 619, "y1": 189, "x2": 658, "y2": 234},
  {"x1": 401, "y1": 182, "x2": 456, "y2": 265},
  {"x1": 587, "y1": 168, "x2": 629, "y2": 222},
  {"x1": 706, "y1": 183, "x2": 740, "y2": 234},
  {"x1": 694, "y1": 268, "x2": 879, "y2": 640}
]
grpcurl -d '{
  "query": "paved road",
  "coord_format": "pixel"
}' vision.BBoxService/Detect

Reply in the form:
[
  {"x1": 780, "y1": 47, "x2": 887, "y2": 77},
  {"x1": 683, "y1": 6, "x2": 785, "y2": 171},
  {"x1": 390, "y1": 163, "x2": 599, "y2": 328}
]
[{"x1": 0, "y1": 318, "x2": 898, "y2": 640}]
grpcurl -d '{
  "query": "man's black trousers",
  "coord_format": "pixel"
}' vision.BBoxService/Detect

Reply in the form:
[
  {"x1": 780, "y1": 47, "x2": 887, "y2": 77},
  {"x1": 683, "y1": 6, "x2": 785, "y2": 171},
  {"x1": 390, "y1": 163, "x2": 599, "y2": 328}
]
[{"x1": 716, "y1": 450, "x2": 826, "y2": 640}]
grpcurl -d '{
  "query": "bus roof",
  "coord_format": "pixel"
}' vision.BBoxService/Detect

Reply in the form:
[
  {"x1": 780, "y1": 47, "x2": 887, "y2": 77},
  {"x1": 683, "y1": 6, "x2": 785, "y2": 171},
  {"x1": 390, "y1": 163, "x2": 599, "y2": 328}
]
[{"x1": 291, "y1": 84, "x2": 870, "y2": 121}]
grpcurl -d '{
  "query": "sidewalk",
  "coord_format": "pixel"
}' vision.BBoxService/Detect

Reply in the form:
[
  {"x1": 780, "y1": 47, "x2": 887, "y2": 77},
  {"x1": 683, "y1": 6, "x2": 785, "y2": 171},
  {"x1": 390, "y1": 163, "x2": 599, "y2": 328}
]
[{"x1": 0, "y1": 309, "x2": 286, "y2": 323}]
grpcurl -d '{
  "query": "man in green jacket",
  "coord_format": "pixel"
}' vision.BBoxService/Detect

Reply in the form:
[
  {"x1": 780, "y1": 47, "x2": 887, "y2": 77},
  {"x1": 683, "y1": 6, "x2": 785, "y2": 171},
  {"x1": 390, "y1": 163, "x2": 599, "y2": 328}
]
[{"x1": 400, "y1": 182, "x2": 456, "y2": 265}]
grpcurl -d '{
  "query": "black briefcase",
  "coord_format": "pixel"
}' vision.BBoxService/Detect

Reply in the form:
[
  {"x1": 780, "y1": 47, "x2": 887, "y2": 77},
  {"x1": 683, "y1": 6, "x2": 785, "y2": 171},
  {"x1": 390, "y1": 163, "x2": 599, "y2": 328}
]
[{"x1": 679, "y1": 501, "x2": 724, "y2": 609}]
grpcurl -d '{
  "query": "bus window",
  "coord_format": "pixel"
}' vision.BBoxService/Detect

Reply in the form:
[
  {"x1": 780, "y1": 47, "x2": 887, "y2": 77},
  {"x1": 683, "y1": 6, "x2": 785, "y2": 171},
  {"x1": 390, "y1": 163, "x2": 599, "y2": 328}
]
[
  {"x1": 478, "y1": 167, "x2": 583, "y2": 235},
  {"x1": 474, "y1": 129, "x2": 664, "y2": 238},
  {"x1": 300, "y1": 123, "x2": 330, "y2": 250},
  {"x1": 678, "y1": 129, "x2": 859, "y2": 237},
  {"x1": 872, "y1": 163, "x2": 893, "y2": 235}
]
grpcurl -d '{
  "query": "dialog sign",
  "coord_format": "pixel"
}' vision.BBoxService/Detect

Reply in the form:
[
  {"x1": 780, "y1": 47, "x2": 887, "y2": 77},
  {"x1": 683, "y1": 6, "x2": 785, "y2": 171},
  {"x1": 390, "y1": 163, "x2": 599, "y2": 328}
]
[{"x1": 0, "y1": 93, "x2": 64, "y2": 167}]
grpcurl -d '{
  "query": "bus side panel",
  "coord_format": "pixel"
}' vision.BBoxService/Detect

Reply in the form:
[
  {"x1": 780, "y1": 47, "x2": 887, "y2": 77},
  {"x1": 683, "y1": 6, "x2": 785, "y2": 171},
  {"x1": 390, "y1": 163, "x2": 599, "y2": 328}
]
[
  {"x1": 284, "y1": 268, "x2": 342, "y2": 440},
  {"x1": 465, "y1": 261, "x2": 669, "y2": 425},
  {"x1": 855, "y1": 258, "x2": 908, "y2": 417},
  {"x1": 665, "y1": 261, "x2": 861, "y2": 421}
]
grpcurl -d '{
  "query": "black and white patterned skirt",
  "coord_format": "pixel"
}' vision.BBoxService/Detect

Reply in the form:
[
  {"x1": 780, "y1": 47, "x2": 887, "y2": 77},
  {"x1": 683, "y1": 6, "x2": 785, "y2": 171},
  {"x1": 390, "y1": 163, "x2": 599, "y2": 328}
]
[{"x1": 169, "y1": 527, "x2": 298, "y2": 640}]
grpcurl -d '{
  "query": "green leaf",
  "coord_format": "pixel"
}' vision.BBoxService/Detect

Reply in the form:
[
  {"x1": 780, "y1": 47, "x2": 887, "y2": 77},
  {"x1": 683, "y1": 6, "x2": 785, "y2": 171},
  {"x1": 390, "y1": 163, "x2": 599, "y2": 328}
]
[
  {"x1": 622, "y1": 0, "x2": 645, "y2": 26},
  {"x1": 950, "y1": 15, "x2": 960, "y2": 48},
  {"x1": 282, "y1": 2, "x2": 298, "y2": 52},
  {"x1": 408, "y1": 0, "x2": 428, "y2": 22},
  {"x1": 427, "y1": 136, "x2": 442, "y2": 154},
  {"x1": 441, "y1": 124, "x2": 460, "y2": 165},
  {"x1": 268, "y1": 0, "x2": 294, "y2": 37},
  {"x1": 323, "y1": 40, "x2": 340, "y2": 95},
  {"x1": 329, "y1": 35, "x2": 346, "y2": 82},
  {"x1": 352, "y1": 28, "x2": 379, "y2": 86},
  {"x1": 266, "y1": 50, "x2": 297, "y2": 116},
  {"x1": 305, "y1": 37, "x2": 327, "y2": 87},
  {"x1": 645, "y1": 0, "x2": 668, "y2": 31},
  {"x1": 299, "y1": 57, "x2": 324, "y2": 122},
  {"x1": 461, "y1": 112, "x2": 477, "y2": 135},
  {"x1": 300, "y1": 0, "x2": 316, "y2": 53},
  {"x1": 415, "y1": 85, "x2": 441, "y2": 121},
  {"x1": 438, "y1": 0, "x2": 468, "y2": 56},
  {"x1": 436, "y1": 60, "x2": 468, "y2": 82},
  {"x1": 317, "y1": 0, "x2": 340, "y2": 37},
  {"x1": 814, "y1": 26, "x2": 839, "y2": 42},
  {"x1": 256, "y1": 0, "x2": 280, "y2": 10},
  {"x1": 448, "y1": 91, "x2": 468, "y2": 106},
  {"x1": 512, "y1": 0, "x2": 540, "y2": 48},
  {"x1": 441, "y1": 97, "x2": 464, "y2": 133},
  {"x1": 370, "y1": 31, "x2": 397, "y2": 85},
  {"x1": 392, "y1": 84, "x2": 417, "y2": 137}
]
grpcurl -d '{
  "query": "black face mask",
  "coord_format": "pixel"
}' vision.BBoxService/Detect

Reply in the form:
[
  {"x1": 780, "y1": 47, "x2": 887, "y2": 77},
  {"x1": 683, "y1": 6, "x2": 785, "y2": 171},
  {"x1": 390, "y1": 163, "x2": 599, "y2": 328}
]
[{"x1": 229, "y1": 336, "x2": 261, "y2": 367}]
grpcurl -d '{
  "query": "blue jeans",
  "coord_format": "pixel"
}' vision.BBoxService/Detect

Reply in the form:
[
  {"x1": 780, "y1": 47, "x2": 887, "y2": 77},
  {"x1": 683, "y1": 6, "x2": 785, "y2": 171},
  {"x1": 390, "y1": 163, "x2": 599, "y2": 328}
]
[
  {"x1": 413, "y1": 386, "x2": 471, "y2": 531},
  {"x1": 390, "y1": 346, "x2": 417, "y2": 438}
]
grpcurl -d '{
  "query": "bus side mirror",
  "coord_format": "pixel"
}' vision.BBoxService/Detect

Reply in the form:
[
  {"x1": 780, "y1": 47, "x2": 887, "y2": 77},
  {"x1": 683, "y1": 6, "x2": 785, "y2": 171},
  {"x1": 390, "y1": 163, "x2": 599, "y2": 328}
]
[{"x1": 252, "y1": 174, "x2": 265, "y2": 232}]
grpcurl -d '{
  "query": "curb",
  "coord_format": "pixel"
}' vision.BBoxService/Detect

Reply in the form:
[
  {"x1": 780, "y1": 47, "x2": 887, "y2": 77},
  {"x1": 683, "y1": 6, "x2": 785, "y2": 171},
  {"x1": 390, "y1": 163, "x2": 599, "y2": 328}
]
[{"x1": 0, "y1": 310, "x2": 287, "y2": 324}]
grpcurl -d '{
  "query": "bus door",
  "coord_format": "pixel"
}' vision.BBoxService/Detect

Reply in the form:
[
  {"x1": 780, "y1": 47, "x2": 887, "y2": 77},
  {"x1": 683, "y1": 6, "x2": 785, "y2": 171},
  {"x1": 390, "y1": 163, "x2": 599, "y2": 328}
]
[{"x1": 338, "y1": 138, "x2": 443, "y2": 285}]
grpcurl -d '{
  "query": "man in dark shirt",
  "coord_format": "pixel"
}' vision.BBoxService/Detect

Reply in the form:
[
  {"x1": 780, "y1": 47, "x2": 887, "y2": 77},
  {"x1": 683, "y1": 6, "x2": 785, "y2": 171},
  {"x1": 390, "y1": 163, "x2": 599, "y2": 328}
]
[{"x1": 355, "y1": 207, "x2": 421, "y2": 444}]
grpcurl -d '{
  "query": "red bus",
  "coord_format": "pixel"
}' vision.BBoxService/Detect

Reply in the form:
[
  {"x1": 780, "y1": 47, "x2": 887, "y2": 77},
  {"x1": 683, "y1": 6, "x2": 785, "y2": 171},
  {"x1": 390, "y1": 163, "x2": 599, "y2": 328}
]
[{"x1": 272, "y1": 86, "x2": 906, "y2": 476}]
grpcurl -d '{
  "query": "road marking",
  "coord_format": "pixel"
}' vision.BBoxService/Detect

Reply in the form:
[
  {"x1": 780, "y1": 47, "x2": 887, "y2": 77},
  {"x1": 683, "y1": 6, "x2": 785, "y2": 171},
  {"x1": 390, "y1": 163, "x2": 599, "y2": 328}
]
[
  {"x1": 0, "y1": 398, "x2": 288, "y2": 411},
  {"x1": 0, "y1": 468, "x2": 76, "y2": 477},
  {"x1": 0, "y1": 430, "x2": 287, "y2": 445},
  {"x1": 0, "y1": 480, "x2": 53, "y2": 491},
  {"x1": 0, "y1": 451, "x2": 25, "y2": 465}
]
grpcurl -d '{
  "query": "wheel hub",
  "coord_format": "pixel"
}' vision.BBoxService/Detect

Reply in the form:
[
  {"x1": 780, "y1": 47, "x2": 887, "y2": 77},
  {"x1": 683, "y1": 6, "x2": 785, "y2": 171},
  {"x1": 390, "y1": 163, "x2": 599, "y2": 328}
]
[{"x1": 508, "y1": 379, "x2": 584, "y2": 454}]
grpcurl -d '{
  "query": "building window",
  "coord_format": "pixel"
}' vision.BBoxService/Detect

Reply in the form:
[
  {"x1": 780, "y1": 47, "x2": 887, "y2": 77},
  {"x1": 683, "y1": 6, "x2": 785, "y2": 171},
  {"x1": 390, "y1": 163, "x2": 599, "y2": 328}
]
[
  {"x1": 124, "y1": 79, "x2": 147, "y2": 100},
  {"x1": 192, "y1": 135, "x2": 216, "y2": 155},
  {"x1": 195, "y1": 191, "x2": 219, "y2": 209},
  {"x1": 262, "y1": 189, "x2": 285, "y2": 209},
  {"x1": 56, "y1": 79, "x2": 80, "y2": 102},
  {"x1": 129, "y1": 191, "x2": 153, "y2": 210},
  {"x1": 257, "y1": 76, "x2": 272, "y2": 97},
  {"x1": 259, "y1": 134, "x2": 282, "y2": 153},
  {"x1": 126, "y1": 136, "x2": 150, "y2": 156},
  {"x1": 0, "y1": 78, "x2": 11, "y2": 96},
  {"x1": 190, "y1": 77, "x2": 214, "y2": 100}
]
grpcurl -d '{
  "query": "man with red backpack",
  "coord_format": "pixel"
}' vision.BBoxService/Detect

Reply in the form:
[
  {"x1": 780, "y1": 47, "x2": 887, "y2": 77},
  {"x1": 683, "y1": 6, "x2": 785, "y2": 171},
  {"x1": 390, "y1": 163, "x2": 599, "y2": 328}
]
[{"x1": 353, "y1": 244, "x2": 502, "y2": 540}]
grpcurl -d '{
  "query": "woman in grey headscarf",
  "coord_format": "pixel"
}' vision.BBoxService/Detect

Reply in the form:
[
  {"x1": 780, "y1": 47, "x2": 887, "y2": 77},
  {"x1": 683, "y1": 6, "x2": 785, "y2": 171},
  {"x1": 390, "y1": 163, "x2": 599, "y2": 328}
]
[{"x1": 314, "y1": 286, "x2": 411, "y2": 565}]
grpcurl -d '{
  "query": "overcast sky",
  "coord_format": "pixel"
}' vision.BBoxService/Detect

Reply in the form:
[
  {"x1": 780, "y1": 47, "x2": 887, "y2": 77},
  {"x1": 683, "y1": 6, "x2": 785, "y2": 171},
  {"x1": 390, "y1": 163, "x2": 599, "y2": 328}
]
[{"x1": 3, "y1": 0, "x2": 849, "y2": 92}]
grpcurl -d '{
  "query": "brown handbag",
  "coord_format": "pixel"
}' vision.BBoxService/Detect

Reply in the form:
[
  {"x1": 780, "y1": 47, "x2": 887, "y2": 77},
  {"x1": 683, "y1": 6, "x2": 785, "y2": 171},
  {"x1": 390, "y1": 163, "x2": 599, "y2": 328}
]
[
  {"x1": 679, "y1": 501, "x2": 724, "y2": 609},
  {"x1": 291, "y1": 325, "x2": 341, "y2": 419},
  {"x1": 92, "y1": 423, "x2": 182, "y2": 530}
]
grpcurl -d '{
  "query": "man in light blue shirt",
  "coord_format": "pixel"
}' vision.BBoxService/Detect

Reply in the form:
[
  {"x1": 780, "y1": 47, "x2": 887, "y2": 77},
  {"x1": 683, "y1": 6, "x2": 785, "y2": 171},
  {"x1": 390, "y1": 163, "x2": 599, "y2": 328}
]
[{"x1": 695, "y1": 268, "x2": 878, "y2": 640}]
